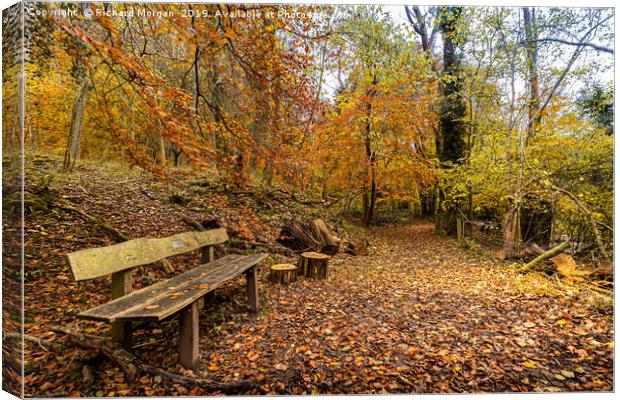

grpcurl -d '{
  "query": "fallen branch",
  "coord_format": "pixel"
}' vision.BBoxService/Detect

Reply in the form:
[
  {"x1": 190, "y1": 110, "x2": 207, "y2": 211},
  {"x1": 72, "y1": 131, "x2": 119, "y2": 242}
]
[
  {"x1": 3, "y1": 332, "x2": 59, "y2": 352},
  {"x1": 519, "y1": 240, "x2": 570, "y2": 273},
  {"x1": 50, "y1": 325, "x2": 256, "y2": 393},
  {"x1": 537, "y1": 179, "x2": 611, "y2": 263},
  {"x1": 54, "y1": 202, "x2": 130, "y2": 242},
  {"x1": 181, "y1": 216, "x2": 205, "y2": 231}
]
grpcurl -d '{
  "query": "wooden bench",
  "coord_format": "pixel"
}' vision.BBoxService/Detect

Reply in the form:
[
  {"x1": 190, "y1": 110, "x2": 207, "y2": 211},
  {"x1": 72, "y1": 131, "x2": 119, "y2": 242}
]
[{"x1": 64, "y1": 228, "x2": 267, "y2": 370}]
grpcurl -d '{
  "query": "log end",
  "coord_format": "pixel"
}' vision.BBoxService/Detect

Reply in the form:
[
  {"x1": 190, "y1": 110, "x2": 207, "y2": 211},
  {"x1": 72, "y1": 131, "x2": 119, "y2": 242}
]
[
  {"x1": 270, "y1": 263, "x2": 297, "y2": 271},
  {"x1": 269, "y1": 264, "x2": 298, "y2": 284},
  {"x1": 300, "y1": 251, "x2": 330, "y2": 260}
]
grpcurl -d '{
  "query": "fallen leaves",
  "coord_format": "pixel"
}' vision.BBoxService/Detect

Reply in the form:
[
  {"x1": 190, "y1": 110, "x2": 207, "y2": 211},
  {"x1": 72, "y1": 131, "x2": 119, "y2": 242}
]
[
  {"x1": 561, "y1": 370, "x2": 575, "y2": 379},
  {"x1": 16, "y1": 161, "x2": 613, "y2": 396}
]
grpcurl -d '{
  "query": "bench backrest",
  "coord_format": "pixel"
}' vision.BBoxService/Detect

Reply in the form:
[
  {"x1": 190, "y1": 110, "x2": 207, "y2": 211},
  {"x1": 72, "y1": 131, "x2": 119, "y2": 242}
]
[{"x1": 65, "y1": 228, "x2": 228, "y2": 281}]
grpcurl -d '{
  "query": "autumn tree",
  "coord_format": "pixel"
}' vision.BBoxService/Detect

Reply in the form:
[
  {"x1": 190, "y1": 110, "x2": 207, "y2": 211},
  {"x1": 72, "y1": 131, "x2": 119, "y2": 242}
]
[{"x1": 318, "y1": 6, "x2": 436, "y2": 226}]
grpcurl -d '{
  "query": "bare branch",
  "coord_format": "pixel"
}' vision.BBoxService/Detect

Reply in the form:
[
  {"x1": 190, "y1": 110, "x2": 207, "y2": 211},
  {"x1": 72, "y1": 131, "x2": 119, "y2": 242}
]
[{"x1": 532, "y1": 37, "x2": 613, "y2": 54}]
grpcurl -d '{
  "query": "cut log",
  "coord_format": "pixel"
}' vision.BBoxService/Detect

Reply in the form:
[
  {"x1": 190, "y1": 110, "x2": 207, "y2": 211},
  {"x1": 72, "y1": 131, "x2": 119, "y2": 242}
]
[
  {"x1": 269, "y1": 264, "x2": 297, "y2": 285},
  {"x1": 524, "y1": 242, "x2": 546, "y2": 257},
  {"x1": 309, "y1": 219, "x2": 340, "y2": 255},
  {"x1": 519, "y1": 240, "x2": 570, "y2": 273},
  {"x1": 276, "y1": 219, "x2": 320, "y2": 251},
  {"x1": 297, "y1": 252, "x2": 330, "y2": 280},
  {"x1": 343, "y1": 239, "x2": 368, "y2": 256}
]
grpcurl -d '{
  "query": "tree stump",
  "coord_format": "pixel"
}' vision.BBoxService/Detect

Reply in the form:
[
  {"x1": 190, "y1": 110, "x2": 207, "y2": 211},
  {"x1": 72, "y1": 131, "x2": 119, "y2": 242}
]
[
  {"x1": 269, "y1": 264, "x2": 298, "y2": 285},
  {"x1": 297, "y1": 252, "x2": 330, "y2": 280}
]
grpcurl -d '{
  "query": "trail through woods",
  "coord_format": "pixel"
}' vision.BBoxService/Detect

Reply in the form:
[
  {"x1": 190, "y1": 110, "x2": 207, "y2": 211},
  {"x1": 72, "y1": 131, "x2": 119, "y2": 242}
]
[
  {"x1": 205, "y1": 223, "x2": 612, "y2": 394},
  {"x1": 6, "y1": 160, "x2": 612, "y2": 396}
]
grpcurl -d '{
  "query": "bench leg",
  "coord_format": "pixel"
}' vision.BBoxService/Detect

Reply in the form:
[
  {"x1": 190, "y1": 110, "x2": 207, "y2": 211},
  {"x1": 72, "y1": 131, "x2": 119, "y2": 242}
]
[
  {"x1": 178, "y1": 302, "x2": 200, "y2": 370},
  {"x1": 200, "y1": 246, "x2": 216, "y2": 309},
  {"x1": 111, "y1": 270, "x2": 133, "y2": 349},
  {"x1": 111, "y1": 321, "x2": 132, "y2": 349},
  {"x1": 245, "y1": 265, "x2": 259, "y2": 313}
]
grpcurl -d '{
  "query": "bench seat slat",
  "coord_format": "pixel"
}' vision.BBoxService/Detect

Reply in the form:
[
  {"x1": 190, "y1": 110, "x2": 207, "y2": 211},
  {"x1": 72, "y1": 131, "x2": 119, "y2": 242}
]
[
  {"x1": 77, "y1": 254, "x2": 267, "y2": 323},
  {"x1": 76, "y1": 256, "x2": 244, "y2": 322}
]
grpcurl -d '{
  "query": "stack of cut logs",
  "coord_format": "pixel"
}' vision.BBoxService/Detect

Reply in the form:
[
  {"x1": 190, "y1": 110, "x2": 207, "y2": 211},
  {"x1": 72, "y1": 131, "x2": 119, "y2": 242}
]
[
  {"x1": 270, "y1": 218, "x2": 369, "y2": 284},
  {"x1": 276, "y1": 218, "x2": 368, "y2": 256}
]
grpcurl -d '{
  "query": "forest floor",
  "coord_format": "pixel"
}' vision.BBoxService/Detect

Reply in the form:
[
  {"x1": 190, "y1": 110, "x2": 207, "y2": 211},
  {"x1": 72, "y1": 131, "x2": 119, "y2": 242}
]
[{"x1": 3, "y1": 156, "x2": 613, "y2": 396}]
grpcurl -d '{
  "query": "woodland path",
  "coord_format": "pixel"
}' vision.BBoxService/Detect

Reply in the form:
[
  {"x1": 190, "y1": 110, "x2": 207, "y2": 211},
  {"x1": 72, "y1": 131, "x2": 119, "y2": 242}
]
[{"x1": 182, "y1": 222, "x2": 612, "y2": 394}]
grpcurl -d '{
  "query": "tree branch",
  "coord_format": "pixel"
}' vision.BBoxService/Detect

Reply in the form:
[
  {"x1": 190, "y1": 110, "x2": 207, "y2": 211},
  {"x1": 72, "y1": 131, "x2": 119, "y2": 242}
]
[{"x1": 532, "y1": 37, "x2": 613, "y2": 54}]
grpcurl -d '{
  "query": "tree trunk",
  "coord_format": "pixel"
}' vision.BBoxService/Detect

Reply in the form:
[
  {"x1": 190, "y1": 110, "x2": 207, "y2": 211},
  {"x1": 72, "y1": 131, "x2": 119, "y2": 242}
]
[
  {"x1": 523, "y1": 7, "x2": 539, "y2": 142},
  {"x1": 363, "y1": 81, "x2": 377, "y2": 227},
  {"x1": 158, "y1": 128, "x2": 167, "y2": 166},
  {"x1": 502, "y1": 206, "x2": 521, "y2": 259},
  {"x1": 63, "y1": 79, "x2": 91, "y2": 171},
  {"x1": 438, "y1": 7, "x2": 467, "y2": 164},
  {"x1": 435, "y1": 7, "x2": 466, "y2": 235},
  {"x1": 263, "y1": 159, "x2": 273, "y2": 188}
]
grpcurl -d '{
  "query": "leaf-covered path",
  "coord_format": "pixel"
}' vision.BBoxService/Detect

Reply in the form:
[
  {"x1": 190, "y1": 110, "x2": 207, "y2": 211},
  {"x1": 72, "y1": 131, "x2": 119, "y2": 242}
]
[{"x1": 174, "y1": 222, "x2": 612, "y2": 394}]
